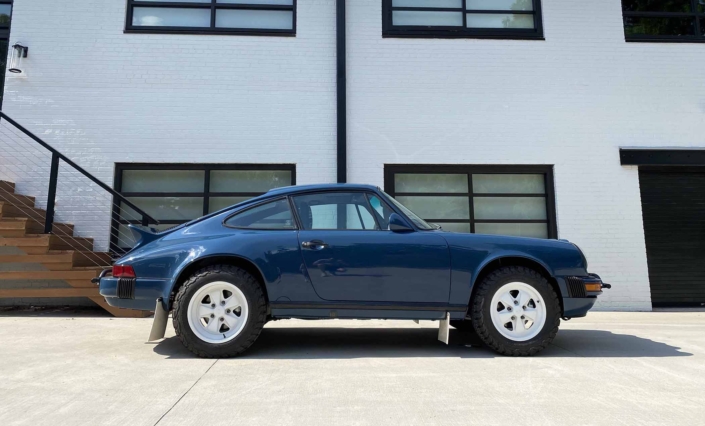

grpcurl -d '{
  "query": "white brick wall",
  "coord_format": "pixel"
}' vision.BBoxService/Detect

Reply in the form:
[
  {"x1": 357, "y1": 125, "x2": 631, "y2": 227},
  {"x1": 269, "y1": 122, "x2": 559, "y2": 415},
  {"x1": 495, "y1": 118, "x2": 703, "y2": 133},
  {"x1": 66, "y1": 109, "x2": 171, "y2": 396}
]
[
  {"x1": 1, "y1": 0, "x2": 338, "y2": 250},
  {"x1": 346, "y1": 0, "x2": 705, "y2": 311},
  {"x1": 3, "y1": 0, "x2": 704, "y2": 310}
]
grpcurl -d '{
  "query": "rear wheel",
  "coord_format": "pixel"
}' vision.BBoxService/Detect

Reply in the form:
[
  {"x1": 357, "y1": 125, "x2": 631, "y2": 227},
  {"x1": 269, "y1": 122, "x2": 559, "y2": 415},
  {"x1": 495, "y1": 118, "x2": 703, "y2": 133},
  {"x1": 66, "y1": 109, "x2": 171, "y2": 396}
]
[
  {"x1": 173, "y1": 265, "x2": 266, "y2": 358},
  {"x1": 471, "y1": 266, "x2": 560, "y2": 356}
]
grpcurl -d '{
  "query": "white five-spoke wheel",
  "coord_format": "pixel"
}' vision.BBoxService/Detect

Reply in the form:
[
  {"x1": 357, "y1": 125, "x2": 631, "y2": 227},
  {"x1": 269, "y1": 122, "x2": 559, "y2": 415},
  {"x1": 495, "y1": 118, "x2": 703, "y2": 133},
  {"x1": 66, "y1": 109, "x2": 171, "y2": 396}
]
[
  {"x1": 187, "y1": 281, "x2": 249, "y2": 344},
  {"x1": 471, "y1": 266, "x2": 560, "y2": 356},
  {"x1": 489, "y1": 282, "x2": 546, "y2": 342}
]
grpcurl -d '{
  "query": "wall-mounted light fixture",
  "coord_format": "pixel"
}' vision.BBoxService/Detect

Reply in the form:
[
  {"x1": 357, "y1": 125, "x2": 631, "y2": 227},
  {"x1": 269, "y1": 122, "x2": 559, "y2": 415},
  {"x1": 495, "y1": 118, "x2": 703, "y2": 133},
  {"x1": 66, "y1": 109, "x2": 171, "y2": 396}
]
[{"x1": 8, "y1": 43, "x2": 29, "y2": 74}]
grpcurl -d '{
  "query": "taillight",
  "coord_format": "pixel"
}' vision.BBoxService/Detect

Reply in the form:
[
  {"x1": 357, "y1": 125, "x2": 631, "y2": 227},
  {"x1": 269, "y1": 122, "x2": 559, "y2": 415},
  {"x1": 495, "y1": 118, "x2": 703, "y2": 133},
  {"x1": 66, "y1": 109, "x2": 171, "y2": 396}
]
[{"x1": 113, "y1": 265, "x2": 136, "y2": 278}]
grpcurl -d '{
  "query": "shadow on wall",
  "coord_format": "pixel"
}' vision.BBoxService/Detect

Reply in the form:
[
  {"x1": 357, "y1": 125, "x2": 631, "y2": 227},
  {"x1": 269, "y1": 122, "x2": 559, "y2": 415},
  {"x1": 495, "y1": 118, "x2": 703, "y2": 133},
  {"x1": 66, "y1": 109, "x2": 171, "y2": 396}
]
[{"x1": 152, "y1": 327, "x2": 692, "y2": 360}]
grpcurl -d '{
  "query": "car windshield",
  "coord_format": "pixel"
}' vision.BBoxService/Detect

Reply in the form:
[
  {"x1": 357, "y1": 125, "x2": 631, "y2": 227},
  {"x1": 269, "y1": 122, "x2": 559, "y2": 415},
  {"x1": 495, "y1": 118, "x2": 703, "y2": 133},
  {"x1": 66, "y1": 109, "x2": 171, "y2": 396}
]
[{"x1": 380, "y1": 190, "x2": 434, "y2": 230}]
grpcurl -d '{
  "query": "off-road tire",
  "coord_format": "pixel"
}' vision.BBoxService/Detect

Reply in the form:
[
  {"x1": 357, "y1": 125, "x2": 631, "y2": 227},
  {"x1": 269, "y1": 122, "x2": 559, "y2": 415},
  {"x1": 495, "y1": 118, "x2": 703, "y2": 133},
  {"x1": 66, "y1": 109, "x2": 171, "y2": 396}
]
[
  {"x1": 173, "y1": 265, "x2": 267, "y2": 358},
  {"x1": 471, "y1": 266, "x2": 561, "y2": 356}
]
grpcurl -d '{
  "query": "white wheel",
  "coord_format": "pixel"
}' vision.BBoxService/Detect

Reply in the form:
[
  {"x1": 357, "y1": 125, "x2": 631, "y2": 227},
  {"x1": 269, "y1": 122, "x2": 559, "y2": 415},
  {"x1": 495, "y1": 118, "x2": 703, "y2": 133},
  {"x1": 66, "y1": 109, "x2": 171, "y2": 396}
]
[
  {"x1": 489, "y1": 282, "x2": 547, "y2": 342},
  {"x1": 187, "y1": 281, "x2": 249, "y2": 344}
]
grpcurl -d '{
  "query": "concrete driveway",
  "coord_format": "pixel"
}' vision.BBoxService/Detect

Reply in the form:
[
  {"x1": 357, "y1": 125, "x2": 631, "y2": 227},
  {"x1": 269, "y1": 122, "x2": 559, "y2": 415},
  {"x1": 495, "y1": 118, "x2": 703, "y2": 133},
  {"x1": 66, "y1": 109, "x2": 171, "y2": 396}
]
[{"x1": 0, "y1": 311, "x2": 703, "y2": 426}]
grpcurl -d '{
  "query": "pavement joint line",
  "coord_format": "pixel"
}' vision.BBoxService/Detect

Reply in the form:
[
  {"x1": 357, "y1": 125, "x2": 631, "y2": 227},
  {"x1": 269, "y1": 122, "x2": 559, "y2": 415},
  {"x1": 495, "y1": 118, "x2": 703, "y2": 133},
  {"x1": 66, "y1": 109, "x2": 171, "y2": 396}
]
[{"x1": 153, "y1": 358, "x2": 219, "y2": 426}]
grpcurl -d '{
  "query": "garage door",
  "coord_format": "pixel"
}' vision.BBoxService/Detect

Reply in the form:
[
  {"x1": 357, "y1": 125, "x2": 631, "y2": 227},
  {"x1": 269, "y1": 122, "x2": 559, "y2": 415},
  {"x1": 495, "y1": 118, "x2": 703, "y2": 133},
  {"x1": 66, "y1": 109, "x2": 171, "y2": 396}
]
[{"x1": 639, "y1": 168, "x2": 705, "y2": 308}]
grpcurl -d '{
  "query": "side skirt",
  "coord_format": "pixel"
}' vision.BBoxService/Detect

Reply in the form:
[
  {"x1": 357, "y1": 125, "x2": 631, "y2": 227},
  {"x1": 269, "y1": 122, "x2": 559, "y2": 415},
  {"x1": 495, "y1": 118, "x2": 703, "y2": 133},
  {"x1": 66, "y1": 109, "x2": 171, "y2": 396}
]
[{"x1": 270, "y1": 302, "x2": 467, "y2": 321}]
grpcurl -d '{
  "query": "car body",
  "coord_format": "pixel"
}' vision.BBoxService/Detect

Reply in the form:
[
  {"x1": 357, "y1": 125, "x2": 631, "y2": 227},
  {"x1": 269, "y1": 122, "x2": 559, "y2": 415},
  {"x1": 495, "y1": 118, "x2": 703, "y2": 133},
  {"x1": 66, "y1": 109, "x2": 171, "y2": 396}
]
[{"x1": 99, "y1": 183, "x2": 608, "y2": 357}]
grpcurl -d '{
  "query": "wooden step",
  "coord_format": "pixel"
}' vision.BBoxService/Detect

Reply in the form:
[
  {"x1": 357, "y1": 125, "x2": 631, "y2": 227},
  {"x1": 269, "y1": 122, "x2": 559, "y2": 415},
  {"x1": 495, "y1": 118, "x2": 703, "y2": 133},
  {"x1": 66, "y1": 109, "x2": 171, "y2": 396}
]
[
  {"x1": 48, "y1": 234, "x2": 94, "y2": 252},
  {"x1": 70, "y1": 251, "x2": 113, "y2": 267},
  {"x1": 0, "y1": 181, "x2": 15, "y2": 192},
  {"x1": 0, "y1": 268, "x2": 102, "y2": 280},
  {"x1": 0, "y1": 251, "x2": 74, "y2": 264},
  {"x1": 0, "y1": 201, "x2": 46, "y2": 222},
  {"x1": 0, "y1": 190, "x2": 36, "y2": 208},
  {"x1": 0, "y1": 234, "x2": 50, "y2": 253},
  {"x1": 0, "y1": 288, "x2": 100, "y2": 298}
]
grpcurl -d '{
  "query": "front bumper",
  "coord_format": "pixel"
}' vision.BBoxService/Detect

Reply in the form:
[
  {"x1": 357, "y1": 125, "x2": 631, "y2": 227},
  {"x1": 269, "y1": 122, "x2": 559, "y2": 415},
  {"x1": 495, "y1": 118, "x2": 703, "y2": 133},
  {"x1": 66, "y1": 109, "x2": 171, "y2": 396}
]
[
  {"x1": 560, "y1": 274, "x2": 611, "y2": 318},
  {"x1": 99, "y1": 276, "x2": 171, "y2": 311}
]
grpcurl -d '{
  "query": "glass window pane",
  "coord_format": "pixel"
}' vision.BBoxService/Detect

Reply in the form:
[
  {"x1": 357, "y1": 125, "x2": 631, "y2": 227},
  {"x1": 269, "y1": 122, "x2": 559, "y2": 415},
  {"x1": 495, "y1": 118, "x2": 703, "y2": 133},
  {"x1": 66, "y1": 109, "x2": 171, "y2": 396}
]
[
  {"x1": 395, "y1": 174, "x2": 468, "y2": 193},
  {"x1": 472, "y1": 174, "x2": 545, "y2": 194},
  {"x1": 624, "y1": 16, "x2": 695, "y2": 36},
  {"x1": 210, "y1": 170, "x2": 292, "y2": 193},
  {"x1": 621, "y1": 0, "x2": 691, "y2": 12},
  {"x1": 475, "y1": 223, "x2": 548, "y2": 238},
  {"x1": 132, "y1": 7, "x2": 211, "y2": 27},
  {"x1": 0, "y1": 5, "x2": 11, "y2": 27},
  {"x1": 218, "y1": 0, "x2": 293, "y2": 4},
  {"x1": 216, "y1": 10, "x2": 293, "y2": 30},
  {"x1": 395, "y1": 196, "x2": 470, "y2": 220},
  {"x1": 437, "y1": 222, "x2": 471, "y2": 233},
  {"x1": 467, "y1": 13, "x2": 534, "y2": 29},
  {"x1": 121, "y1": 197, "x2": 204, "y2": 221},
  {"x1": 466, "y1": 0, "x2": 533, "y2": 11},
  {"x1": 393, "y1": 0, "x2": 462, "y2": 7},
  {"x1": 140, "y1": 0, "x2": 210, "y2": 2},
  {"x1": 293, "y1": 193, "x2": 376, "y2": 230},
  {"x1": 358, "y1": 206, "x2": 377, "y2": 230},
  {"x1": 474, "y1": 197, "x2": 546, "y2": 220},
  {"x1": 209, "y1": 196, "x2": 252, "y2": 213},
  {"x1": 225, "y1": 199, "x2": 295, "y2": 229},
  {"x1": 122, "y1": 170, "x2": 205, "y2": 193},
  {"x1": 393, "y1": 11, "x2": 464, "y2": 26},
  {"x1": 368, "y1": 195, "x2": 395, "y2": 230}
]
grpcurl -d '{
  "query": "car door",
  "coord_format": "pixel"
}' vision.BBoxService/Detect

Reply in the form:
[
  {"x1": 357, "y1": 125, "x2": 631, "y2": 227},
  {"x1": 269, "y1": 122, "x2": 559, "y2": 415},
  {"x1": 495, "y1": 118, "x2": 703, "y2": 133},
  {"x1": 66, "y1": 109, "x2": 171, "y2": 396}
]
[{"x1": 292, "y1": 191, "x2": 451, "y2": 303}]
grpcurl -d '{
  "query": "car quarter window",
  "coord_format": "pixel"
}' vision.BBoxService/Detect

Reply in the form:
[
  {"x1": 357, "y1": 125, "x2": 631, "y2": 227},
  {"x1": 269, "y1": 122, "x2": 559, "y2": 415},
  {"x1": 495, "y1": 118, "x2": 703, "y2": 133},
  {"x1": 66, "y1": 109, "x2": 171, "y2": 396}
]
[
  {"x1": 367, "y1": 194, "x2": 396, "y2": 230},
  {"x1": 292, "y1": 192, "x2": 381, "y2": 231},
  {"x1": 224, "y1": 199, "x2": 296, "y2": 230}
]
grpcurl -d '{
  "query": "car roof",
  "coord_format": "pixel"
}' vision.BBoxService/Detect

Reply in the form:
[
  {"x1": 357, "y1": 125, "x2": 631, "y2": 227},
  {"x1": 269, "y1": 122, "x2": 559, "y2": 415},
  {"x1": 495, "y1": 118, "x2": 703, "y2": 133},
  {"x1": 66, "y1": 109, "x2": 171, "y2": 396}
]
[{"x1": 266, "y1": 183, "x2": 379, "y2": 196}]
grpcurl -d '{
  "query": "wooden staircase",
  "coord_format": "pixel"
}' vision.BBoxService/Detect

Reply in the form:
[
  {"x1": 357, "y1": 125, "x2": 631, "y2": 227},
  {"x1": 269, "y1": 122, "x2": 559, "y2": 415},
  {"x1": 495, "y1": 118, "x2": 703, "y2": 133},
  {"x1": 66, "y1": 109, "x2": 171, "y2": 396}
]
[{"x1": 0, "y1": 180, "x2": 150, "y2": 317}]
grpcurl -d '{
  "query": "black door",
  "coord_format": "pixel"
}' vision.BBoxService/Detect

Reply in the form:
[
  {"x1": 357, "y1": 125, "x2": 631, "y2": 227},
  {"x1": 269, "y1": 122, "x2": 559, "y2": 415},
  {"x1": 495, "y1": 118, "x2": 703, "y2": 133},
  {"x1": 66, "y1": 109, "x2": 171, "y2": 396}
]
[{"x1": 639, "y1": 168, "x2": 705, "y2": 308}]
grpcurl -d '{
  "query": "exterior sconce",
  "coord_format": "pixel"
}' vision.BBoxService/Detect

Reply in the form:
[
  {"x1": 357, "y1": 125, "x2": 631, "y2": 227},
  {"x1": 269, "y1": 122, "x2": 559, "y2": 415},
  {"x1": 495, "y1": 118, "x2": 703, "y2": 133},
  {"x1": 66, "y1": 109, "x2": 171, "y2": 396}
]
[{"x1": 8, "y1": 43, "x2": 28, "y2": 74}]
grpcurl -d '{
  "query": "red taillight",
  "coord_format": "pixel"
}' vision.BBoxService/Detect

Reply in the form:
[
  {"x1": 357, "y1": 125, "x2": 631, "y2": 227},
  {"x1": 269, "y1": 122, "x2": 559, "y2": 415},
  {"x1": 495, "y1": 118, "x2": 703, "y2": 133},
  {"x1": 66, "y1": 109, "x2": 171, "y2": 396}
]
[{"x1": 113, "y1": 265, "x2": 136, "y2": 278}]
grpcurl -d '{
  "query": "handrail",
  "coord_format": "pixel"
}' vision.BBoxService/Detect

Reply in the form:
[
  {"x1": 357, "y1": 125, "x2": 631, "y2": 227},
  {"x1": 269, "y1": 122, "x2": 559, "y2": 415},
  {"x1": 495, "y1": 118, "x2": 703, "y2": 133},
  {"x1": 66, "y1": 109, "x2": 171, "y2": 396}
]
[{"x1": 0, "y1": 111, "x2": 159, "y2": 230}]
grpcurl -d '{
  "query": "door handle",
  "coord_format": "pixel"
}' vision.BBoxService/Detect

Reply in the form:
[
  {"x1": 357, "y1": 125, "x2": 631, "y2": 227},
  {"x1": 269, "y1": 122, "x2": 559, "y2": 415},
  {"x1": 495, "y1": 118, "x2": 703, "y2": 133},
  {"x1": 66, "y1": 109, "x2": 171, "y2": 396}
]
[{"x1": 302, "y1": 240, "x2": 328, "y2": 250}]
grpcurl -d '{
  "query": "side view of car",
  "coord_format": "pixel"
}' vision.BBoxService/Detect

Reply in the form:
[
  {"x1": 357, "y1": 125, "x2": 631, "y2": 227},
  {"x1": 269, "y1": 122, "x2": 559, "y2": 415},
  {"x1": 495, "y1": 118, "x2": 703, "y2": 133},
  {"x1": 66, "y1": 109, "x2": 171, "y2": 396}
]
[{"x1": 98, "y1": 184, "x2": 610, "y2": 357}]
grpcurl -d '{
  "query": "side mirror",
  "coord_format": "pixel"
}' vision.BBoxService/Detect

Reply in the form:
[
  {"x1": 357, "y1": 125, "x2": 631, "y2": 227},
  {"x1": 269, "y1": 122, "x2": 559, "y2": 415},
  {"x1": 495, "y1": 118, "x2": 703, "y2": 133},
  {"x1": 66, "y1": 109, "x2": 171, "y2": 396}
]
[{"x1": 389, "y1": 213, "x2": 414, "y2": 233}]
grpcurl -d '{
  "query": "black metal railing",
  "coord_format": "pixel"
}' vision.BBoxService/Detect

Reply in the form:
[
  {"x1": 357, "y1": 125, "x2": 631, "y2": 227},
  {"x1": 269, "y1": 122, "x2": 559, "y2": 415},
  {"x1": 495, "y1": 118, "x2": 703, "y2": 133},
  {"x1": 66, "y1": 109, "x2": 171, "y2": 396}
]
[{"x1": 0, "y1": 111, "x2": 159, "y2": 263}]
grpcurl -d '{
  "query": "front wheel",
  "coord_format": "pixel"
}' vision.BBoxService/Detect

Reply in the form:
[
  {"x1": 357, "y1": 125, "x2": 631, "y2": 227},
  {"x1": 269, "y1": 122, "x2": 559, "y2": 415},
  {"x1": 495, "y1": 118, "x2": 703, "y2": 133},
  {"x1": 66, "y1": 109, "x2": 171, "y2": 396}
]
[
  {"x1": 173, "y1": 265, "x2": 266, "y2": 358},
  {"x1": 471, "y1": 266, "x2": 561, "y2": 356}
]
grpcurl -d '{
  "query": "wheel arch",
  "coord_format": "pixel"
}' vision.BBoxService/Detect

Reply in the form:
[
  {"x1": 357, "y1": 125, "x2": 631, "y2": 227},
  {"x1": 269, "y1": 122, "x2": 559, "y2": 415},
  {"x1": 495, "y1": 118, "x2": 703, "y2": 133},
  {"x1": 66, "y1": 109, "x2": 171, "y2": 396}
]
[
  {"x1": 168, "y1": 254, "x2": 269, "y2": 310},
  {"x1": 469, "y1": 255, "x2": 564, "y2": 316}
]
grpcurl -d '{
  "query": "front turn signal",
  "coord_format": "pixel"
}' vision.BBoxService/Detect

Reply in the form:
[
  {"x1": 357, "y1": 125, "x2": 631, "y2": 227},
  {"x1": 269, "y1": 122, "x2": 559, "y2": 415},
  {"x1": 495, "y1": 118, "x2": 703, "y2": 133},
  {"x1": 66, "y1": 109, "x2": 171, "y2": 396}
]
[{"x1": 584, "y1": 283, "x2": 602, "y2": 292}]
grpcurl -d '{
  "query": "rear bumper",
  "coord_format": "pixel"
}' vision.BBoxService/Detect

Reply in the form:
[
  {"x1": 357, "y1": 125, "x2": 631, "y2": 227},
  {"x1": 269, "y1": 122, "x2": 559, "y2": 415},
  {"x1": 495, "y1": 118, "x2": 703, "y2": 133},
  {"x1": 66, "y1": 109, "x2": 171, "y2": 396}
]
[{"x1": 99, "y1": 277, "x2": 170, "y2": 311}]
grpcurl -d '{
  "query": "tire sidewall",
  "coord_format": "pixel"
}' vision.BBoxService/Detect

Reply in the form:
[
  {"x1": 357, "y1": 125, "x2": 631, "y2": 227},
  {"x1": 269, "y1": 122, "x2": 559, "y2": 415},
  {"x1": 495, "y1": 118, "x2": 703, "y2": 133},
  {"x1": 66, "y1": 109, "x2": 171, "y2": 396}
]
[
  {"x1": 175, "y1": 268, "x2": 263, "y2": 357},
  {"x1": 475, "y1": 268, "x2": 560, "y2": 352}
]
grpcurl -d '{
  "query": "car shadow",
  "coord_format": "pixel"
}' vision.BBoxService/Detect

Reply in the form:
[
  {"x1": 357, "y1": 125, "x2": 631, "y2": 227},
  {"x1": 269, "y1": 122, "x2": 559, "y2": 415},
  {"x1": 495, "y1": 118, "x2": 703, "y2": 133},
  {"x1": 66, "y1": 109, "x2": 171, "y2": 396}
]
[{"x1": 152, "y1": 327, "x2": 692, "y2": 359}]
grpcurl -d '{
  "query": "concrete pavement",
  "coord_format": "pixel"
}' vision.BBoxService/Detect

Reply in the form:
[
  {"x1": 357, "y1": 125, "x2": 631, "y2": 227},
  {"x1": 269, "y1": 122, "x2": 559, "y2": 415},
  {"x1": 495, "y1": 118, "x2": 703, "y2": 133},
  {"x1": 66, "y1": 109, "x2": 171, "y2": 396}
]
[{"x1": 0, "y1": 311, "x2": 703, "y2": 426}]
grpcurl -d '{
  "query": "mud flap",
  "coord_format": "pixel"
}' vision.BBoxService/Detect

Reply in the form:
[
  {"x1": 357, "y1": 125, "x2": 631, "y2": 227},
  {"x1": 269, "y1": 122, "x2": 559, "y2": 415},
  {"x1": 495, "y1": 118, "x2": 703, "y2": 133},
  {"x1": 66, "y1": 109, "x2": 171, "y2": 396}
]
[
  {"x1": 438, "y1": 312, "x2": 450, "y2": 345},
  {"x1": 148, "y1": 298, "x2": 169, "y2": 342}
]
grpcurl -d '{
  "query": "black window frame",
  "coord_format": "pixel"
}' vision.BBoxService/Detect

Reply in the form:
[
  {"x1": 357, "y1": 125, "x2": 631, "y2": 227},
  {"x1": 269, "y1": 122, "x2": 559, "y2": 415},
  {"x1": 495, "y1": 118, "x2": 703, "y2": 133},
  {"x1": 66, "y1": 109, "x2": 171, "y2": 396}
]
[
  {"x1": 112, "y1": 163, "x2": 296, "y2": 252},
  {"x1": 125, "y1": 0, "x2": 297, "y2": 37},
  {"x1": 0, "y1": 0, "x2": 13, "y2": 109},
  {"x1": 384, "y1": 164, "x2": 557, "y2": 239},
  {"x1": 382, "y1": 0, "x2": 544, "y2": 40},
  {"x1": 622, "y1": 0, "x2": 705, "y2": 43}
]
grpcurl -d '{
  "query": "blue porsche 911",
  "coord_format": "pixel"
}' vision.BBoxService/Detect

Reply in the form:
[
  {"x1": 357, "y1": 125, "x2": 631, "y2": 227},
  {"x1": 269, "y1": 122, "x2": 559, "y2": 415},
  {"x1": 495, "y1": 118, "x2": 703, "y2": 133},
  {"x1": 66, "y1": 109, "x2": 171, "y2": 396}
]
[{"x1": 98, "y1": 184, "x2": 609, "y2": 357}]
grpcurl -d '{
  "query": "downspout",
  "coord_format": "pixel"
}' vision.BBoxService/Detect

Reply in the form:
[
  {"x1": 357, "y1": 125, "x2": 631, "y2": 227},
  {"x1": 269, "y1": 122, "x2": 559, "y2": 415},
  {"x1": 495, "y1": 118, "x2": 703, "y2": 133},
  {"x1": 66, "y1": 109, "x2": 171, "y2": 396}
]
[{"x1": 336, "y1": 0, "x2": 347, "y2": 183}]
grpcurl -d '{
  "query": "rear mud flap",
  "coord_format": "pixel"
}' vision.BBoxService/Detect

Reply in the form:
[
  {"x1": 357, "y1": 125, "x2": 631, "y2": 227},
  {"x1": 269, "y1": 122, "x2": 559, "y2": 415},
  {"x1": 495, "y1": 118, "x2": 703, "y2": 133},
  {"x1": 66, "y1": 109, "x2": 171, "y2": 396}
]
[
  {"x1": 148, "y1": 298, "x2": 169, "y2": 342},
  {"x1": 438, "y1": 312, "x2": 450, "y2": 345}
]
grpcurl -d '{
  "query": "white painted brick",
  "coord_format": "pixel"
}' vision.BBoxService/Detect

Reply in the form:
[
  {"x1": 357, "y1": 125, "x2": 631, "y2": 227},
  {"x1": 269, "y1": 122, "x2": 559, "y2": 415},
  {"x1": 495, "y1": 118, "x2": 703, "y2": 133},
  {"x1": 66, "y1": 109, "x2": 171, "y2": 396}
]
[{"x1": 2, "y1": 0, "x2": 703, "y2": 310}]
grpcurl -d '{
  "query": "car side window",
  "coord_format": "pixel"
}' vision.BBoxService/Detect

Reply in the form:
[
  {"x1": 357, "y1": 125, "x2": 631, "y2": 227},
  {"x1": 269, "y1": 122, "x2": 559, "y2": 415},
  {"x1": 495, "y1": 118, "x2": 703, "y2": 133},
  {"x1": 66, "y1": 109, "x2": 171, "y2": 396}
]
[
  {"x1": 367, "y1": 194, "x2": 395, "y2": 230},
  {"x1": 224, "y1": 199, "x2": 296, "y2": 230},
  {"x1": 292, "y1": 192, "x2": 380, "y2": 231}
]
